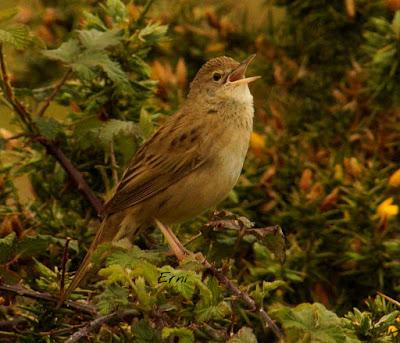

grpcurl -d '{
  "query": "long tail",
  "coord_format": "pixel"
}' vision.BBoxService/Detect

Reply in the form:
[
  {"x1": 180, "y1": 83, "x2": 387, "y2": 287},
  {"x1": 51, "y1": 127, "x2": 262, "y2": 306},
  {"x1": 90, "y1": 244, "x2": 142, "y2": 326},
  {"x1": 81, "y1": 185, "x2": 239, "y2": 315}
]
[{"x1": 57, "y1": 216, "x2": 116, "y2": 307}]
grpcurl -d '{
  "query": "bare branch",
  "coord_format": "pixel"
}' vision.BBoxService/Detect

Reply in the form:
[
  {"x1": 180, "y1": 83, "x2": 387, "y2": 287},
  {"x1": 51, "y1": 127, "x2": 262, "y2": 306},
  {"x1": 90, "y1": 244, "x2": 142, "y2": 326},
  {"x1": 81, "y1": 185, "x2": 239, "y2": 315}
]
[
  {"x1": 0, "y1": 282, "x2": 97, "y2": 316},
  {"x1": 64, "y1": 309, "x2": 139, "y2": 343},
  {"x1": 36, "y1": 68, "x2": 72, "y2": 117}
]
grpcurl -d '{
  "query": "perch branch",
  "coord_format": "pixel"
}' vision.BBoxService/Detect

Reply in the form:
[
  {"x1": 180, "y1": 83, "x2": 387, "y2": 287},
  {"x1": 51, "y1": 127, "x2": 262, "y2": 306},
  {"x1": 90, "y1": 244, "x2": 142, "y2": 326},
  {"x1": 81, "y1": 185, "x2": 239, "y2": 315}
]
[
  {"x1": 155, "y1": 221, "x2": 282, "y2": 340},
  {"x1": 64, "y1": 309, "x2": 139, "y2": 343},
  {"x1": 201, "y1": 259, "x2": 282, "y2": 339},
  {"x1": 36, "y1": 68, "x2": 72, "y2": 117},
  {"x1": 0, "y1": 282, "x2": 97, "y2": 316}
]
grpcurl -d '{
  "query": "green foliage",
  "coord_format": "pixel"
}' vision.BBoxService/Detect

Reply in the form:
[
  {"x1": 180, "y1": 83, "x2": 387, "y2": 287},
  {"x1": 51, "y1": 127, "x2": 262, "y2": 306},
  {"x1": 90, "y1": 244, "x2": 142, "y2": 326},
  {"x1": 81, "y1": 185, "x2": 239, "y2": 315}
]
[
  {"x1": 161, "y1": 326, "x2": 195, "y2": 343},
  {"x1": 1, "y1": 0, "x2": 400, "y2": 342},
  {"x1": 272, "y1": 303, "x2": 360, "y2": 343}
]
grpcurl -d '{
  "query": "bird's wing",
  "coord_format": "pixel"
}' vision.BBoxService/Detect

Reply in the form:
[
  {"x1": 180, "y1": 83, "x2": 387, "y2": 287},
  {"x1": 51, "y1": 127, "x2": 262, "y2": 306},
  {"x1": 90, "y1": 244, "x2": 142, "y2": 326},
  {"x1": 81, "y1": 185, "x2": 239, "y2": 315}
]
[{"x1": 103, "y1": 113, "x2": 214, "y2": 215}]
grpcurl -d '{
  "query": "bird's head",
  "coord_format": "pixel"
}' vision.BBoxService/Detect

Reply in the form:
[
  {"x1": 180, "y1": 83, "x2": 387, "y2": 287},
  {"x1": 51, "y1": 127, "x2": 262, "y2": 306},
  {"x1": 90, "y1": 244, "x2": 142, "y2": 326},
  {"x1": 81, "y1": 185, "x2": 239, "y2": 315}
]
[{"x1": 187, "y1": 55, "x2": 260, "y2": 105}]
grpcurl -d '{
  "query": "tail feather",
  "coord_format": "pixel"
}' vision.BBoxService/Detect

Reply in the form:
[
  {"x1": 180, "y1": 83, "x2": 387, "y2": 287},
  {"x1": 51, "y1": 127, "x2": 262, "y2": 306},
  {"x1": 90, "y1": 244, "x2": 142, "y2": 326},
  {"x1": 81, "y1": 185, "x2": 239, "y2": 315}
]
[{"x1": 57, "y1": 217, "x2": 112, "y2": 307}]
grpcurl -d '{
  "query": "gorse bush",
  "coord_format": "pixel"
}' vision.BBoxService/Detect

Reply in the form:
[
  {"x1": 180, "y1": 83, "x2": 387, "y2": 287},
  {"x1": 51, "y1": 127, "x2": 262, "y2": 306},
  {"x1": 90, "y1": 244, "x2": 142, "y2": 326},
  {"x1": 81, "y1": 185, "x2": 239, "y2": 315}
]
[{"x1": 0, "y1": 0, "x2": 400, "y2": 342}]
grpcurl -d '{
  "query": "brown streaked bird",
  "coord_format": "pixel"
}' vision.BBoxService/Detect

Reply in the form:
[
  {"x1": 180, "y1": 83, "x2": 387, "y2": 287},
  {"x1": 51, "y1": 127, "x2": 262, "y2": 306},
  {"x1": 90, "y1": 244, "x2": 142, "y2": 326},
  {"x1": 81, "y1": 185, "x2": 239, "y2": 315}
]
[{"x1": 60, "y1": 54, "x2": 260, "y2": 303}]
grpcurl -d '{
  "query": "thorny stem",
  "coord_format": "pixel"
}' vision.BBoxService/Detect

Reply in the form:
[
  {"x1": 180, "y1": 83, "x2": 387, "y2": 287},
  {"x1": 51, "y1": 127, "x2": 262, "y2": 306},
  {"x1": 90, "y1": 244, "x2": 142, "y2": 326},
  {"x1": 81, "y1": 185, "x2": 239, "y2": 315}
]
[
  {"x1": 0, "y1": 282, "x2": 97, "y2": 315},
  {"x1": 64, "y1": 309, "x2": 140, "y2": 343}
]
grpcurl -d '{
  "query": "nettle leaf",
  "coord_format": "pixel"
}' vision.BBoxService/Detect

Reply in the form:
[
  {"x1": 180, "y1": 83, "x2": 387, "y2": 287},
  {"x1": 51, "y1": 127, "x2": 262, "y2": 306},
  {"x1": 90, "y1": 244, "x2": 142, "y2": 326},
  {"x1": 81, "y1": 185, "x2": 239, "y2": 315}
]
[
  {"x1": 250, "y1": 225, "x2": 286, "y2": 264},
  {"x1": 0, "y1": 25, "x2": 31, "y2": 49},
  {"x1": 97, "y1": 119, "x2": 140, "y2": 147},
  {"x1": 96, "y1": 284, "x2": 130, "y2": 314},
  {"x1": 227, "y1": 327, "x2": 257, "y2": 343},
  {"x1": 132, "y1": 319, "x2": 162, "y2": 343},
  {"x1": 158, "y1": 265, "x2": 200, "y2": 300},
  {"x1": 161, "y1": 327, "x2": 194, "y2": 343},
  {"x1": 0, "y1": 231, "x2": 16, "y2": 263},
  {"x1": 272, "y1": 303, "x2": 360, "y2": 343},
  {"x1": 34, "y1": 117, "x2": 64, "y2": 140},
  {"x1": 138, "y1": 23, "x2": 168, "y2": 44},
  {"x1": 43, "y1": 39, "x2": 81, "y2": 64},
  {"x1": 195, "y1": 277, "x2": 231, "y2": 321},
  {"x1": 74, "y1": 50, "x2": 128, "y2": 85},
  {"x1": 78, "y1": 29, "x2": 122, "y2": 51}
]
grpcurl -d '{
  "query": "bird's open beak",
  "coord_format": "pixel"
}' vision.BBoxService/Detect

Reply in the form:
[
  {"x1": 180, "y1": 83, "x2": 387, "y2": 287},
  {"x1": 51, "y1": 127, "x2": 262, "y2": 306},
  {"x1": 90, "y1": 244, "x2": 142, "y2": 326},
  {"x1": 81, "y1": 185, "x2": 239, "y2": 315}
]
[{"x1": 227, "y1": 54, "x2": 261, "y2": 85}]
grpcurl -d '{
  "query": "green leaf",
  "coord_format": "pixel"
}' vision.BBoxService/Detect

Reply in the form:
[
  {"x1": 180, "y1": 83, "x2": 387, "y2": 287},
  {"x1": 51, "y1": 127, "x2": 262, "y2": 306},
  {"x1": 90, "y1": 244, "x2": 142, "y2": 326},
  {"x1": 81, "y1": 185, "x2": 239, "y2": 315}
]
[
  {"x1": 78, "y1": 29, "x2": 122, "y2": 51},
  {"x1": 0, "y1": 25, "x2": 30, "y2": 49},
  {"x1": 101, "y1": 0, "x2": 128, "y2": 23},
  {"x1": 132, "y1": 320, "x2": 161, "y2": 343},
  {"x1": 138, "y1": 23, "x2": 168, "y2": 44},
  {"x1": 161, "y1": 327, "x2": 194, "y2": 343},
  {"x1": 34, "y1": 117, "x2": 64, "y2": 140},
  {"x1": 96, "y1": 284, "x2": 129, "y2": 314},
  {"x1": 393, "y1": 11, "x2": 400, "y2": 39},
  {"x1": 139, "y1": 108, "x2": 154, "y2": 138},
  {"x1": 272, "y1": 303, "x2": 361, "y2": 343},
  {"x1": 250, "y1": 226, "x2": 286, "y2": 264},
  {"x1": 43, "y1": 39, "x2": 81, "y2": 63},
  {"x1": 227, "y1": 327, "x2": 257, "y2": 343},
  {"x1": 195, "y1": 277, "x2": 231, "y2": 321},
  {"x1": 158, "y1": 265, "x2": 200, "y2": 300},
  {"x1": 0, "y1": 231, "x2": 16, "y2": 263},
  {"x1": 74, "y1": 50, "x2": 128, "y2": 85}
]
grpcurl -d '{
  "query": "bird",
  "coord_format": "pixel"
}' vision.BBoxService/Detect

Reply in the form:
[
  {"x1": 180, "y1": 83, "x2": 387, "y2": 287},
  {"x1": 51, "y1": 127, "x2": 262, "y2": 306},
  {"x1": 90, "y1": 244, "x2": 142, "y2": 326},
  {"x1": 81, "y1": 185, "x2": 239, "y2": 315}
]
[{"x1": 59, "y1": 54, "x2": 260, "y2": 304}]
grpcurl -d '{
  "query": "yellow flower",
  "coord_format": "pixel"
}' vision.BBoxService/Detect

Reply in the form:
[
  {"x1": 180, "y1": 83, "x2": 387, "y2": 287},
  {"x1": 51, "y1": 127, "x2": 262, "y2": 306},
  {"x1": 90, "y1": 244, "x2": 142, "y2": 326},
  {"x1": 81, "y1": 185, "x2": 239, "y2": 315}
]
[
  {"x1": 377, "y1": 197, "x2": 399, "y2": 220},
  {"x1": 250, "y1": 132, "x2": 266, "y2": 154},
  {"x1": 388, "y1": 325, "x2": 398, "y2": 336},
  {"x1": 389, "y1": 169, "x2": 400, "y2": 187}
]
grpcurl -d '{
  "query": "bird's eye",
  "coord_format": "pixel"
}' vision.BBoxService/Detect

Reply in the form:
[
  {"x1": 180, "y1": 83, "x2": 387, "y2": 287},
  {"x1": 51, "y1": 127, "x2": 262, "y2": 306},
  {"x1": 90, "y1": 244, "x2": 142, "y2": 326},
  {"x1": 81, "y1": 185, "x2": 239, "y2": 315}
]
[{"x1": 212, "y1": 72, "x2": 222, "y2": 82}]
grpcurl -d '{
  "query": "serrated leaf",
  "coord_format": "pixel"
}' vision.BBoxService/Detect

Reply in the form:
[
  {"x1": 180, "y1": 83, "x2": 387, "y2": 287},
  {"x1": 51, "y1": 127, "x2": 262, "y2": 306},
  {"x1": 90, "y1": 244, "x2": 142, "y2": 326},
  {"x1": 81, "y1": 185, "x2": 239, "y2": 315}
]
[
  {"x1": 0, "y1": 25, "x2": 30, "y2": 49},
  {"x1": 74, "y1": 50, "x2": 128, "y2": 85},
  {"x1": 227, "y1": 327, "x2": 257, "y2": 343},
  {"x1": 158, "y1": 266, "x2": 200, "y2": 300},
  {"x1": 132, "y1": 320, "x2": 161, "y2": 343},
  {"x1": 78, "y1": 29, "x2": 122, "y2": 50},
  {"x1": 34, "y1": 117, "x2": 64, "y2": 140},
  {"x1": 250, "y1": 226, "x2": 286, "y2": 264},
  {"x1": 161, "y1": 327, "x2": 194, "y2": 343},
  {"x1": 0, "y1": 231, "x2": 16, "y2": 263},
  {"x1": 272, "y1": 303, "x2": 360, "y2": 343},
  {"x1": 43, "y1": 39, "x2": 81, "y2": 63},
  {"x1": 96, "y1": 284, "x2": 129, "y2": 314},
  {"x1": 138, "y1": 23, "x2": 168, "y2": 44}
]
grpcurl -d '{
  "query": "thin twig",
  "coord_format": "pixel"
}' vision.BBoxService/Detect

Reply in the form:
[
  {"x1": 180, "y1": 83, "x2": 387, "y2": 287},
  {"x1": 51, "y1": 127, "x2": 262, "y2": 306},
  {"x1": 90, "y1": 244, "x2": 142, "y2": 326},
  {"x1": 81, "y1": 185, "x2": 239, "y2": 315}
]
[
  {"x1": 0, "y1": 282, "x2": 97, "y2": 316},
  {"x1": 136, "y1": 0, "x2": 156, "y2": 27},
  {"x1": 59, "y1": 237, "x2": 71, "y2": 297},
  {"x1": 35, "y1": 136, "x2": 103, "y2": 214},
  {"x1": 155, "y1": 221, "x2": 282, "y2": 340},
  {"x1": 202, "y1": 259, "x2": 282, "y2": 340},
  {"x1": 0, "y1": 317, "x2": 30, "y2": 330},
  {"x1": 64, "y1": 309, "x2": 139, "y2": 343},
  {"x1": 36, "y1": 68, "x2": 72, "y2": 117}
]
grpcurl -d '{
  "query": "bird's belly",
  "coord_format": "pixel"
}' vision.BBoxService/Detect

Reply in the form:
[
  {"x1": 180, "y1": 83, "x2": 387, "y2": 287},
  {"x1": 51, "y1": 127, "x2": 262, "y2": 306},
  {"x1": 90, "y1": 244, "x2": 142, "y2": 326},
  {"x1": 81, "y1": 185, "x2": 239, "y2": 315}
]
[{"x1": 157, "y1": 134, "x2": 249, "y2": 225}]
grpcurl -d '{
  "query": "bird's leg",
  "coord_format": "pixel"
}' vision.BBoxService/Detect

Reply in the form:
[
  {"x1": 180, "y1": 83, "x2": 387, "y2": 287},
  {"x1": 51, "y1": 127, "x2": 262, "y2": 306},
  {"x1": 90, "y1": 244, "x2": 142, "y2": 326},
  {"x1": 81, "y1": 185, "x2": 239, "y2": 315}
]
[{"x1": 154, "y1": 219, "x2": 189, "y2": 261}]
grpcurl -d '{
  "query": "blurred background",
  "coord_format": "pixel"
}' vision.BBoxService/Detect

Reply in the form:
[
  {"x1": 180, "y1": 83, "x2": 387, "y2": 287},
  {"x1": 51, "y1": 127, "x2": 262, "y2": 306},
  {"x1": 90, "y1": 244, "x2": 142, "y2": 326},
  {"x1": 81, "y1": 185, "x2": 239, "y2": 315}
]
[{"x1": 1, "y1": 0, "x2": 400, "y2": 342}]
